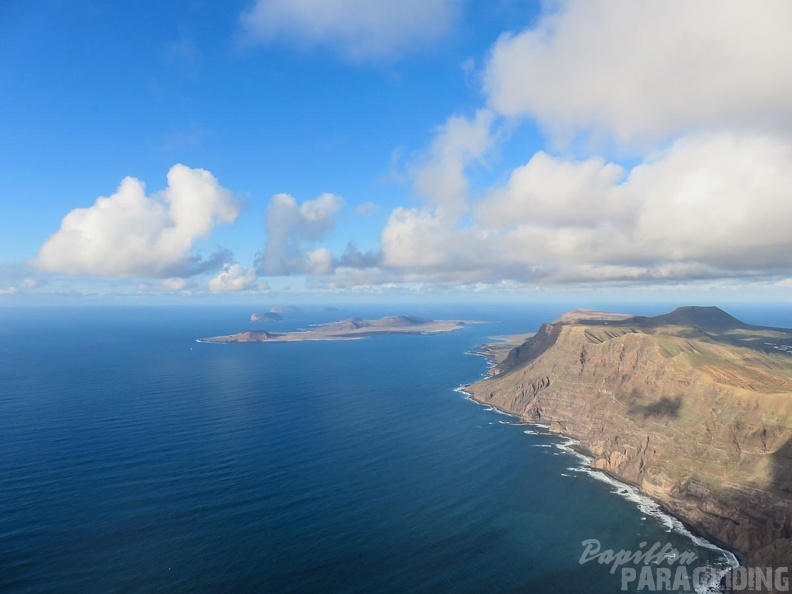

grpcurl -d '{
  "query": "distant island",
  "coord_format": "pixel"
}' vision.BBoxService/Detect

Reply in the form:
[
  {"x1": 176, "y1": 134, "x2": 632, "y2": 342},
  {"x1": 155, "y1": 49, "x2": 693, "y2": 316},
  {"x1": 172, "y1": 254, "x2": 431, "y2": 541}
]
[
  {"x1": 199, "y1": 315, "x2": 470, "y2": 343},
  {"x1": 467, "y1": 306, "x2": 792, "y2": 572}
]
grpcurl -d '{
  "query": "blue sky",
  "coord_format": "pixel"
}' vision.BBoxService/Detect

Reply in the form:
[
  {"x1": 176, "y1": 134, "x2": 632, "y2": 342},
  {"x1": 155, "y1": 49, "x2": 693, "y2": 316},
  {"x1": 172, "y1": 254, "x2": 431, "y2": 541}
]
[{"x1": 2, "y1": 1, "x2": 792, "y2": 304}]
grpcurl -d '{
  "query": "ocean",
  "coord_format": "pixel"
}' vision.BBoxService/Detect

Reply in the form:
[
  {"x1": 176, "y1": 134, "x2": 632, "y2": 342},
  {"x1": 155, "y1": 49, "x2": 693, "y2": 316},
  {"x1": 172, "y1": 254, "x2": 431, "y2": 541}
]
[{"x1": 2, "y1": 303, "x2": 783, "y2": 593}]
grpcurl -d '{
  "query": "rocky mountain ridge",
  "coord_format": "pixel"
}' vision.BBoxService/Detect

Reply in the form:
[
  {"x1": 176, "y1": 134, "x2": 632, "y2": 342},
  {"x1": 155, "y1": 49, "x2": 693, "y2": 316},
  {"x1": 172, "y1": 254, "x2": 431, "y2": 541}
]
[{"x1": 468, "y1": 307, "x2": 792, "y2": 574}]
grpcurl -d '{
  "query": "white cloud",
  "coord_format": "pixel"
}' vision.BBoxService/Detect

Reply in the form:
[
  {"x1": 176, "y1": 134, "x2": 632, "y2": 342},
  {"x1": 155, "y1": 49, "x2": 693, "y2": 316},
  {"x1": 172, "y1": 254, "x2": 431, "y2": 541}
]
[
  {"x1": 208, "y1": 264, "x2": 261, "y2": 292},
  {"x1": 234, "y1": 2, "x2": 792, "y2": 291},
  {"x1": 381, "y1": 207, "x2": 483, "y2": 271},
  {"x1": 336, "y1": 241, "x2": 380, "y2": 269},
  {"x1": 305, "y1": 248, "x2": 335, "y2": 275},
  {"x1": 240, "y1": 0, "x2": 460, "y2": 60},
  {"x1": 346, "y1": 1, "x2": 792, "y2": 289},
  {"x1": 257, "y1": 193, "x2": 344, "y2": 275},
  {"x1": 0, "y1": 287, "x2": 17, "y2": 296},
  {"x1": 19, "y1": 279, "x2": 38, "y2": 289},
  {"x1": 626, "y1": 133, "x2": 792, "y2": 269},
  {"x1": 377, "y1": 132, "x2": 792, "y2": 284},
  {"x1": 476, "y1": 152, "x2": 626, "y2": 229},
  {"x1": 138, "y1": 278, "x2": 191, "y2": 293},
  {"x1": 484, "y1": 0, "x2": 792, "y2": 146},
  {"x1": 412, "y1": 109, "x2": 495, "y2": 217},
  {"x1": 34, "y1": 165, "x2": 239, "y2": 278}
]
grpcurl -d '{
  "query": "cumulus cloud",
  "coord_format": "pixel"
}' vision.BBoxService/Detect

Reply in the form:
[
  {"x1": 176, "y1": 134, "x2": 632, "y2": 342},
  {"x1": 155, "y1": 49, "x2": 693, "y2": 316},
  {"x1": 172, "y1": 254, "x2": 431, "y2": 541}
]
[
  {"x1": 240, "y1": 0, "x2": 460, "y2": 60},
  {"x1": 272, "y1": 1, "x2": 792, "y2": 294},
  {"x1": 304, "y1": 248, "x2": 335, "y2": 275},
  {"x1": 476, "y1": 152, "x2": 626, "y2": 229},
  {"x1": 342, "y1": 0, "x2": 792, "y2": 289},
  {"x1": 0, "y1": 287, "x2": 17, "y2": 296},
  {"x1": 336, "y1": 241, "x2": 381, "y2": 269},
  {"x1": 34, "y1": 165, "x2": 239, "y2": 278},
  {"x1": 208, "y1": 264, "x2": 262, "y2": 292},
  {"x1": 484, "y1": 0, "x2": 792, "y2": 146},
  {"x1": 254, "y1": 194, "x2": 381, "y2": 280},
  {"x1": 412, "y1": 109, "x2": 495, "y2": 217},
  {"x1": 382, "y1": 207, "x2": 482, "y2": 271},
  {"x1": 625, "y1": 134, "x2": 792, "y2": 269},
  {"x1": 377, "y1": 132, "x2": 792, "y2": 284},
  {"x1": 262, "y1": 2, "x2": 792, "y2": 291},
  {"x1": 257, "y1": 193, "x2": 344, "y2": 275}
]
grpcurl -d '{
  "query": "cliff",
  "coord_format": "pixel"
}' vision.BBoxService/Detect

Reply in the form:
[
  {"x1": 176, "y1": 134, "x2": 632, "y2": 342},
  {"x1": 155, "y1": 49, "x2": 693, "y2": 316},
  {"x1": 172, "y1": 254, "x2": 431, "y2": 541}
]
[{"x1": 468, "y1": 307, "x2": 792, "y2": 571}]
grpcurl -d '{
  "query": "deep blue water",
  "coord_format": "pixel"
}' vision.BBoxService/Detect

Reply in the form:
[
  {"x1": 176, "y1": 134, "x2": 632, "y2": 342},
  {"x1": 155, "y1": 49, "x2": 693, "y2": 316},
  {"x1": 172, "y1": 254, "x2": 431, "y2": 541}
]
[{"x1": 1, "y1": 303, "x2": 786, "y2": 593}]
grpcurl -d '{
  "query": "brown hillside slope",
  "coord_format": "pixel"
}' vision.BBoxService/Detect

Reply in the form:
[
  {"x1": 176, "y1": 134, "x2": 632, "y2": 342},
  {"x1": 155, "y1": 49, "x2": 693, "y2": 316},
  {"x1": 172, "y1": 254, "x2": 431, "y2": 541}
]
[{"x1": 468, "y1": 307, "x2": 792, "y2": 570}]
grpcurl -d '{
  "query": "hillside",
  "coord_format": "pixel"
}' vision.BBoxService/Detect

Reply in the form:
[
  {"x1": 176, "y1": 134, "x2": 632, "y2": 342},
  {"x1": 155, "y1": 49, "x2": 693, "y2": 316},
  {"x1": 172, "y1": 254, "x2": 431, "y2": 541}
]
[{"x1": 468, "y1": 307, "x2": 792, "y2": 571}]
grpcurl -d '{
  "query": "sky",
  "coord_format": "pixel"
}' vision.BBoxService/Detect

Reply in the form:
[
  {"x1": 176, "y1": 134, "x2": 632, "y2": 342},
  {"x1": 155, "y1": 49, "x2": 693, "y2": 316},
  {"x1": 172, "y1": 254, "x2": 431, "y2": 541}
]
[{"x1": 2, "y1": 0, "x2": 792, "y2": 305}]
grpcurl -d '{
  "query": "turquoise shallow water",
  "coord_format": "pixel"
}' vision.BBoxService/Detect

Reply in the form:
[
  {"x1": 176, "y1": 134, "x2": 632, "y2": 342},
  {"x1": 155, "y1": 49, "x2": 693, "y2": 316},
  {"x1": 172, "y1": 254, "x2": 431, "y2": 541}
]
[{"x1": 1, "y1": 303, "x2": 781, "y2": 593}]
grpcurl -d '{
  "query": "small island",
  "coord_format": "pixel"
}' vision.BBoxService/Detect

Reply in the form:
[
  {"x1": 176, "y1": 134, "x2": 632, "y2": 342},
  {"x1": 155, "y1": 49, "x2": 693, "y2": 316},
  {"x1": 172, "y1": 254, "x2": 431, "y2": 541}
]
[{"x1": 198, "y1": 315, "x2": 470, "y2": 343}]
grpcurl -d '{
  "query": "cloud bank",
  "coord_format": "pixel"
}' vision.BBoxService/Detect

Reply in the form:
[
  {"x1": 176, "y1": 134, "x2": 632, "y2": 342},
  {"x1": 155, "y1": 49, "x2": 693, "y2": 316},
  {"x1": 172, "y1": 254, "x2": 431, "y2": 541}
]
[
  {"x1": 30, "y1": 1, "x2": 792, "y2": 295},
  {"x1": 374, "y1": 132, "x2": 792, "y2": 285},
  {"x1": 208, "y1": 263, "x2": 262, "y2": 292},
  {"x1": 256, "y1": 193, "x2": 344, "y2": 275},
  {"x1": 484, "y1": 0, "x2": 792, "y2": 147},
  {"x1": 34, "y1": 165, "x2": 239, "y2": 278},
  {"x1": 412, "y1": 109, "x2": 495, "y2": 217},
  {"x1": 325, "y1": 0, "x2": 792, "y2": 289}
]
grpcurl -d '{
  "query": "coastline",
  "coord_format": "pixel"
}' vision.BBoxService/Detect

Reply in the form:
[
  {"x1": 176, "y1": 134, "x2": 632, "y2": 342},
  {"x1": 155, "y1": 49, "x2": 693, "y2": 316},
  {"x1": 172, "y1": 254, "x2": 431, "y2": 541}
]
[
  {"x1": 564, "y1": 439, "x2": 748, "y2": 568},
  {"x1": 459, "y1": 343, "x2": 743, "y2": 591}
]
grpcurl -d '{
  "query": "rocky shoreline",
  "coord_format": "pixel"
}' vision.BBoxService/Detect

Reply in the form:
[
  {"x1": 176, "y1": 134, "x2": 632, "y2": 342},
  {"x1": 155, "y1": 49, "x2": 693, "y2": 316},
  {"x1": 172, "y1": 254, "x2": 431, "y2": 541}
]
[
  {"x1": 461, "y1": 374, "x2": 742, "y2": 583},
  {"x1": 466, "y1": 307, "x2": 792, "y2": 591}
]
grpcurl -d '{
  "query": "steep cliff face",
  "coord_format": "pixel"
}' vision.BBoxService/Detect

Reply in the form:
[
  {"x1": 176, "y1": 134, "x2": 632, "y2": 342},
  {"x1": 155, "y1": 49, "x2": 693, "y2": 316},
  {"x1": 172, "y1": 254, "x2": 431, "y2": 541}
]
[
  {"x1": 495, "y1": 322, "x2": 561, "y2": 374},
  {"x1": 469, "y1": 308, "x2": 792, "y2": 570}
]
